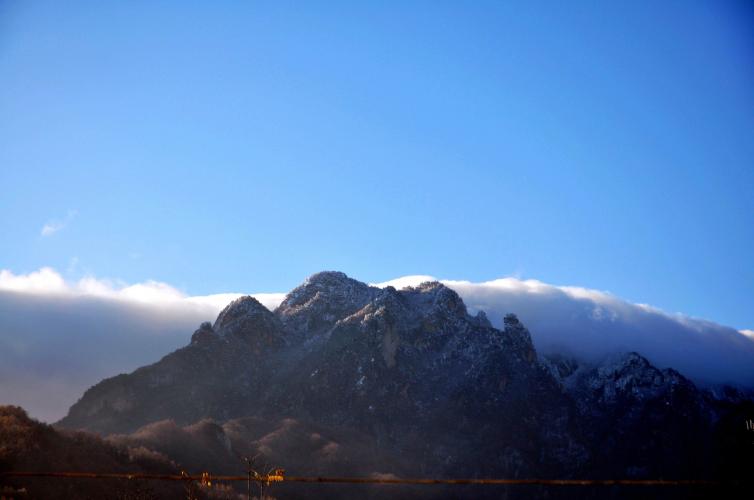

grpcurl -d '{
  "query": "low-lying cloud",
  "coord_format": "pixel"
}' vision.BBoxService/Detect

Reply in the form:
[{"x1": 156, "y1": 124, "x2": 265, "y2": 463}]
[
  {"x1": 0, "y1": 268, "x2": 282, "y2": 422},
  {"x1": 1, "y1": 268, "x2": 752, "y2": 422},
  {"x1": 0, "y1": 267, "x2": 283, "y2": 311},
  {"x1": 375, "y1": 276, "x2": 754, "y2": 389}
]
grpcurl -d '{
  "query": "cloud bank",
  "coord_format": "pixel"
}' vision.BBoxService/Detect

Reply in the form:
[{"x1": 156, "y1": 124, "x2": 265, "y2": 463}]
[
  {"x1": 374, "y1": 276, "x2": 754, "y2": 389},
  {"x1": 0, "y1": 267, "x2": 283, "y2": 312},
  {"x1": 0, "y1": 268, "x2": 282, "y2": 422},
  {"x1": 1, "y1": 268, "x2": 752, "y2": 422}
]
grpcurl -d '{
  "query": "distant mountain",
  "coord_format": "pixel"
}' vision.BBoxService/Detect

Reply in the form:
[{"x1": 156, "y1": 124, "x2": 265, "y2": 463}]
[{"x1": 55, "y1": 272, "x2": 753, "y2": 497}]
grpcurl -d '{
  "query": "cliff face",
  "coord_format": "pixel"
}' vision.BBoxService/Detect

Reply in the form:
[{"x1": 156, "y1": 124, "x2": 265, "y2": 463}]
[{"x1": 57, "y1": 272, "x2": 748, "y2": 481}]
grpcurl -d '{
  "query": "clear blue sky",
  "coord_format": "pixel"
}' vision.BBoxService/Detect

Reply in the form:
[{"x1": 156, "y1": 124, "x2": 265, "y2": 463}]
[{"x1": 1, "y1": 1, "x2": 752, "y2": 329}]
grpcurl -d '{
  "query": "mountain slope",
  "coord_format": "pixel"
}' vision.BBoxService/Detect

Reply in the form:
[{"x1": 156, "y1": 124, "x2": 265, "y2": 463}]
[{"x1": 0, "y1": 406, "x2": 182, "y2": 499}]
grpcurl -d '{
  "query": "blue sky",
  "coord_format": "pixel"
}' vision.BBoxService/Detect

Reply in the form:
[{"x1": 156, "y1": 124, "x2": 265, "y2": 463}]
[{"x1": 1, "y1": 1, "x2": 753, "y2": 329}]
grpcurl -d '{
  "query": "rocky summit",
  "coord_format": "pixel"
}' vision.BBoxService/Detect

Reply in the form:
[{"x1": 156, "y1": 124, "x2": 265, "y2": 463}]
[{"x1": 56, "y1": 272, "x2": 752, "y2": 495}]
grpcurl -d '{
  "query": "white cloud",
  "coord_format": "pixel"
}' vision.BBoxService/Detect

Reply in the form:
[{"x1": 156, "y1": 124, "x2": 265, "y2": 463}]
[
  {"x1": 40, "y1": 209, "x2": 77, "y2": 237},
  {"x1": 0, "y1": 266, "x2": 284, "y2": 313},
  {"x1": 0, "y1": 267, "x2": 68, "y2": 293}
]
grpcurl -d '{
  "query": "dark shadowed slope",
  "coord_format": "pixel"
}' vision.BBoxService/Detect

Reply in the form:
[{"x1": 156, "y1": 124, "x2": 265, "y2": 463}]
[{"x1": 0, "y1": 406, "x2": 184, "y2": 499}]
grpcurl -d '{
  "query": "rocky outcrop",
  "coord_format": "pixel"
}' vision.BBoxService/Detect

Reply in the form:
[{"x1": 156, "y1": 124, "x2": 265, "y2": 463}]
[{"x1": 275, "y1": 271, "x2": 381, "y2": 340}]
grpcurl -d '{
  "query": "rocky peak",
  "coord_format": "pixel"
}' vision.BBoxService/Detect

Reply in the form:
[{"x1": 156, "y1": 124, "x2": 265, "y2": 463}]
[
  {"x1": 542, "y1": 354, "x2": 581, "y2": 384},
  {"x1": 400, "y1": 281, "x2": 468, "y2": 320},
  {"x1": 602, "y1": 351, "x2": 650, "y2": 370},
  {"x1": 214, "y1": 296, "x2": 267, "y2": 329},
  {"x1": 502, "y1": 313, "x2": 536, "y2": 356},
  {"x1": 190, "y1": 321, "x2": 216, "y2": 345},
  {"x1": 363, "y1": 285, "x2": 405, "y2": 311},
  {"x1": 214, "y1": 296, "x2": 277, "y2": 331},
  {"x1": 275, "y1": 271, "x2": 381, "y2": 337},
  {"x1": 474, "y1": 310, "x2": 492, "y2": 328},
  {"x1": 592, "y1": 352, "x2": 660, "y2": 388},
  {"x1": 307, "y1": 270, "x2": 350, "y2": 283},
  {"x1": 212, "y1": 296, "x2": 286, "y2": 350},
  {"x1": 342, "y1": 286, "x2": 410, "y2": 329},
  {"x1": 562, "y1": 353, "x2": 716, "y2": 479},
  {"x1": 574, "y1": 352, "x2": 700, "y2": 410}
]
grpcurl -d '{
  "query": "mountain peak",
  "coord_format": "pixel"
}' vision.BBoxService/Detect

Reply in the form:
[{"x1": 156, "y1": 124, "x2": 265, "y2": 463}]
[
  {"x1": 278, "y1": 271, "x2": 374, "y2": 308},
  {"x1": 275, "y1": 271, "x2": 380, "y2": 337},
  {"x1": 190, "y1": 321, "x2": 216, "y2": 345},
  {"x1": 305, "y1": 270, "x2": 351, "y2": 284},
  {"x1": 213, "y1": 295, "x2": 272, "y2": 332},
  {"x1": 210, "y1": 295, "x2": 287, "y2": 353},
  {"x1": 576, "y1": 351, "x2": 701, "y2": 409},
  {"x1": 598, "y1": 351, "x2": 652, "y2": 376},
  {"x1": 401, "y1": 280, "x2": 468, "y2": 320}
]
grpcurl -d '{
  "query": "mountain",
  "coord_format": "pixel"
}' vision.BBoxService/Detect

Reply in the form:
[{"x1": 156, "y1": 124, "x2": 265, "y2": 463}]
[{"x1": 55, "y1": 272, "x2": 753, "y2": 497}]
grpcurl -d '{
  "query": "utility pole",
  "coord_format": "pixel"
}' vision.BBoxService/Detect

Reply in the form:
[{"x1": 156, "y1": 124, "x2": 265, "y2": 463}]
[{"x1": 243, "y1": 456, "x2": 254, "y2": 500}]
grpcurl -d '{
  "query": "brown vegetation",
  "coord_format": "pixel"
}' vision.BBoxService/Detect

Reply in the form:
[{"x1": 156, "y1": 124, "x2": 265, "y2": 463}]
[{"x1": 0, "y1": 406, "x2": 182, "y2": 499}]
